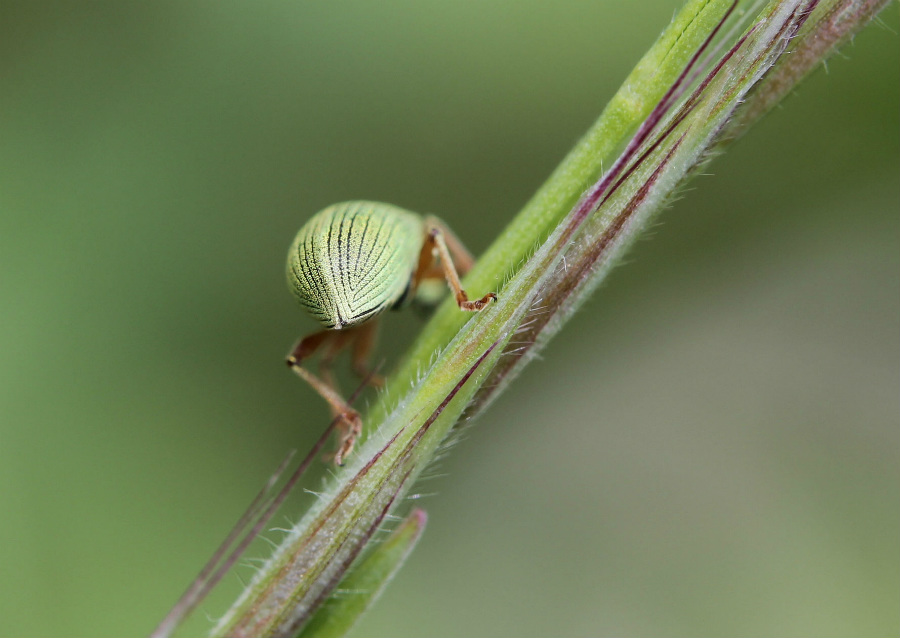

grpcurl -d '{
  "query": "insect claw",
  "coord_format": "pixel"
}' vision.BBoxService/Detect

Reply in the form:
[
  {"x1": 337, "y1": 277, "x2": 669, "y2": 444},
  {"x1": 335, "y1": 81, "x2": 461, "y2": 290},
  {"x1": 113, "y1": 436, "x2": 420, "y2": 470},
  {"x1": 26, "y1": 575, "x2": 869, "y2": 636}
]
[
  {"x1": 322, "y1": 450, "x2": 342, "y2": 466},
  {"x1": 332, "y1": 410, "x2": 362, "y2": 466},
  {"x1": 459, "y1": 291, "x2": 497, "y2": 311}
]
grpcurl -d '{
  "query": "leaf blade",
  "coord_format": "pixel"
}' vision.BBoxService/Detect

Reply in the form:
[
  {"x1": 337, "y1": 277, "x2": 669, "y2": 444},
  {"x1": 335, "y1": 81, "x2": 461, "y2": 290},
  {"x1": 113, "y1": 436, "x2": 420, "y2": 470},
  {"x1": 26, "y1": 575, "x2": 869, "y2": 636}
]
[{"x1": 298, "y1": 509, "x2": 428, "y2": 638}]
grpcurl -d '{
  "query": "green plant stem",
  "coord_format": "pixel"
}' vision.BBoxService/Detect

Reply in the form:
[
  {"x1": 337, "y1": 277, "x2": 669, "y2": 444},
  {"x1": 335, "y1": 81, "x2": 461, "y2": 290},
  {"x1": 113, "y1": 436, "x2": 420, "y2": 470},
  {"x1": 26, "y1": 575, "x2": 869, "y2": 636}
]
[
  {"x1": 374, "y1": 0, "x2": 740, "y2": 427},
  {"x1": 203, "y1": 1, "x2": 891, "y2": 636}
]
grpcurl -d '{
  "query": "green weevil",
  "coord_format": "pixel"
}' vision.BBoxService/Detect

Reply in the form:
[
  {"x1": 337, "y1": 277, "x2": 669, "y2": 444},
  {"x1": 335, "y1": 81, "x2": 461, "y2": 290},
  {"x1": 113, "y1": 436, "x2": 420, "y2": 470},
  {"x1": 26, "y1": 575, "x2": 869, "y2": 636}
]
[{"x1": 286, "y1": 201, "x2": 497, "y2": 465}]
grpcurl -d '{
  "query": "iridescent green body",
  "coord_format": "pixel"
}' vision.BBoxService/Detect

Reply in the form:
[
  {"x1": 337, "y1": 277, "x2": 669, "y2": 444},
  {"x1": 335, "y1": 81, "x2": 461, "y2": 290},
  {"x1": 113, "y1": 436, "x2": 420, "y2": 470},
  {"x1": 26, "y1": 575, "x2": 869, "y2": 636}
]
[{"x1": 287, "y1": 201, "x2": 425, "y2": 330}]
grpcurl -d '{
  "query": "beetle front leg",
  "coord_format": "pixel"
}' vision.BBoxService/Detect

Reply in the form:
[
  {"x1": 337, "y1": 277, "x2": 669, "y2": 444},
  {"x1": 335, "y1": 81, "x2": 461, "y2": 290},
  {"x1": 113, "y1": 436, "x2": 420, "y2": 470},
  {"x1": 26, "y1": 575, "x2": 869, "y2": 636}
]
[
  {"x1": 349, "y1": 320, "x2": 385, "y2": 387},
  {"x1": 287, "y1": 330, "x2": 362, "y2": 466}
]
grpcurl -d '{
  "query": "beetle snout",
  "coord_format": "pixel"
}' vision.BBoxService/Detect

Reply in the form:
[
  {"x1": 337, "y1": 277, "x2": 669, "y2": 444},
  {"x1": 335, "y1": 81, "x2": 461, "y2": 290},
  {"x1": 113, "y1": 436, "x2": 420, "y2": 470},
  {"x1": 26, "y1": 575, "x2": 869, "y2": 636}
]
[{"x1": 332, "y1": 311, "x2": 351, "y2": 330}]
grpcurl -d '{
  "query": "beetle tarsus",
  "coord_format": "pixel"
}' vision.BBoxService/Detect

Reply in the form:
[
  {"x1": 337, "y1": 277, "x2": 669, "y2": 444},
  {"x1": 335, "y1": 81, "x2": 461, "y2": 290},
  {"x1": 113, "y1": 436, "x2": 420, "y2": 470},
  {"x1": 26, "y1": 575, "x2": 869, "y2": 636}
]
[
  {"x1": 459, "y1": 291, "x2": 497, "y2": 312},
  {"x1": 333, "y1": 410, "x2": 362, "y2": 466}
]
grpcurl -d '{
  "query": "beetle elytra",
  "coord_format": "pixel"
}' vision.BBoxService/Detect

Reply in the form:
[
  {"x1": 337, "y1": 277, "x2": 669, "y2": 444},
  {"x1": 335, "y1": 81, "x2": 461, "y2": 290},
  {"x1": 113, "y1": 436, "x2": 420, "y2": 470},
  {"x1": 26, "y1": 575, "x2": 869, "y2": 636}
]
[{"x1": 286, "y1": 201, "x2": 497, "y2": 465}]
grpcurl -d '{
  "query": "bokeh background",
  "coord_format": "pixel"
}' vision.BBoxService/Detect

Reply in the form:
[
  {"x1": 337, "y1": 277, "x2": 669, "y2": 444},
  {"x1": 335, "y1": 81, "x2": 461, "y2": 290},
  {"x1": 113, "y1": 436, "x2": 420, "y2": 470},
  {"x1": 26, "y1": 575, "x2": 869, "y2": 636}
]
[{"x1": 1, "y1": 2, "x2": 897, "y2": 637}]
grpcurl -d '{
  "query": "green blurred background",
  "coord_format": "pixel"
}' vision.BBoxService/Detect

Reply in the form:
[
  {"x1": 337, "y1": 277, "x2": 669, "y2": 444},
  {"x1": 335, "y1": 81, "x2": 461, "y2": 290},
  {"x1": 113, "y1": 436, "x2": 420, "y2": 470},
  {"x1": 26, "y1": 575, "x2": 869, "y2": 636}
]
[{"x1": 1, "y1": 2, "x2": 897, "y2": 636}]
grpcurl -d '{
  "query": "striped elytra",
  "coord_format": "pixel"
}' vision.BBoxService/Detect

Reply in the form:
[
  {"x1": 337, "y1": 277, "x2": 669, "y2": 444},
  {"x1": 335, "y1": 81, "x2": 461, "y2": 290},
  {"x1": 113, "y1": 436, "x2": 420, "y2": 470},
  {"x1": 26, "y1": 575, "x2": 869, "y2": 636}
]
[{"x1": 287, "y1": 201, "x2": 425, "y2": 329}]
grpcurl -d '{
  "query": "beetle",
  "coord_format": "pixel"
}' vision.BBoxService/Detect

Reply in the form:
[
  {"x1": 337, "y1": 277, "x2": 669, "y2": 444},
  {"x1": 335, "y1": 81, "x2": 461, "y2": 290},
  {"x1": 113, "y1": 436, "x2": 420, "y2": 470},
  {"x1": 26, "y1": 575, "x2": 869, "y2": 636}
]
[{"x1": 286, "y1": 201, "x2": 497, "y2": 465}]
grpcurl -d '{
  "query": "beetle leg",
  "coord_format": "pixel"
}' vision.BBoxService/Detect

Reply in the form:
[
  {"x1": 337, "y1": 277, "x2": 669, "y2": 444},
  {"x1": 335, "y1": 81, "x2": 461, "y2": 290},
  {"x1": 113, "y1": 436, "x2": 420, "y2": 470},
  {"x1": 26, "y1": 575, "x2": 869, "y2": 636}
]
[
  {"x1": 426, "y1": 216, "x2": 476, "y2": 274},
  {"x1": 319, "y1": 328, "x2": 354, "y2": 395},
  {"x1": 286, "y1": 330, "x2": 362, "y2": 466},
  {"x1": 350, "y1": 320, "x2": 385, "y2": 387},
  {"x1": 419, "y1": 216, "x2": 497, "y2": 311}
]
